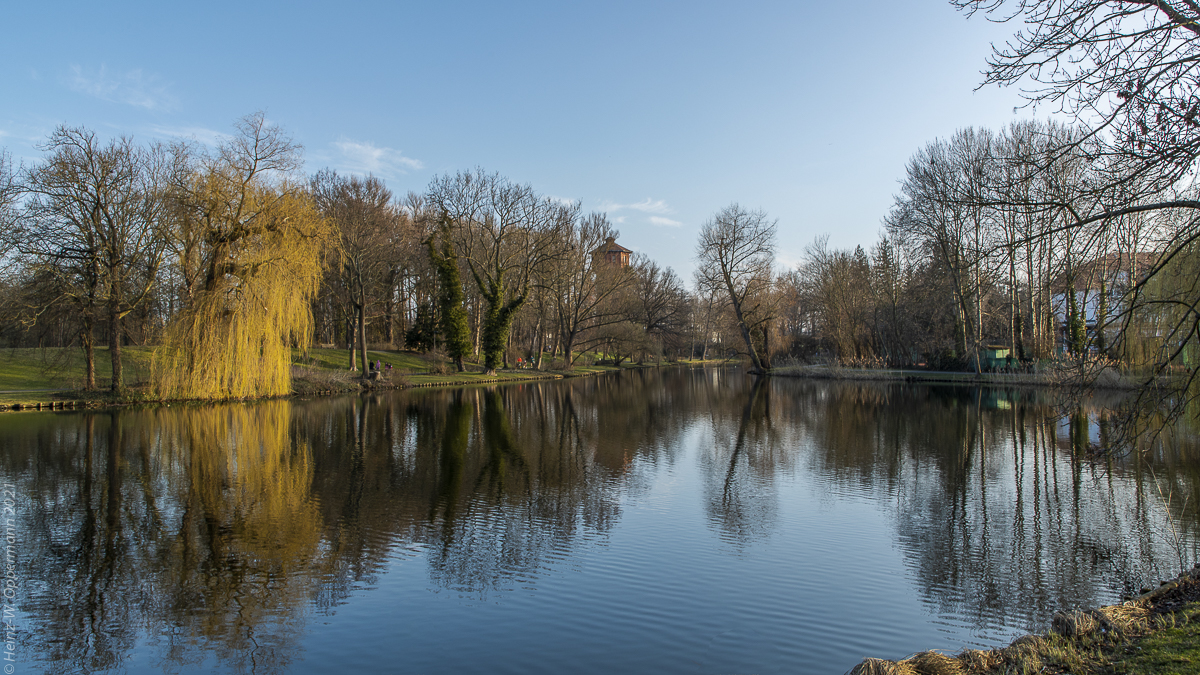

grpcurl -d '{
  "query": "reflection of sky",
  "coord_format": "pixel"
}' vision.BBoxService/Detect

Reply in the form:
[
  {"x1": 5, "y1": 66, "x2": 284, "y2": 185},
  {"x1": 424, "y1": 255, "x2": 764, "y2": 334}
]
[{"x1": 1056, "y1": 414, "x2": 1100, "y2": 444}]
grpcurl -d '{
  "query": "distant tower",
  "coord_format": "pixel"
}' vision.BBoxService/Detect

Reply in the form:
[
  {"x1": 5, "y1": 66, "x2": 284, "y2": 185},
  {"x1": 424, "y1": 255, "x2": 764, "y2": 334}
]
[{"x1": 593, "y1": 236, "x2": 632, "y2": 267}]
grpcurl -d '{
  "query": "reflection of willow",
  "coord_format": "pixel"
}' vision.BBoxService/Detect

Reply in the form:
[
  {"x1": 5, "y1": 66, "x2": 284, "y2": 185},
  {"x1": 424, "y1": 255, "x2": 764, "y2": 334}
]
[
  {"x1": 12, "y1": 402, "x2": 321, "y2": 674},
  {"x1": 157, "y1": 401, "x2": 321, "y2": 674}
]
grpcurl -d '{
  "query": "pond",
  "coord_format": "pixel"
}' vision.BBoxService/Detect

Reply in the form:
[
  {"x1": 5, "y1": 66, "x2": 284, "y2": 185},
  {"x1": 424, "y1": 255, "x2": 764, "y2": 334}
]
[{"x1": 2, "y1": 368, "x2": 1198, "y2": 674}]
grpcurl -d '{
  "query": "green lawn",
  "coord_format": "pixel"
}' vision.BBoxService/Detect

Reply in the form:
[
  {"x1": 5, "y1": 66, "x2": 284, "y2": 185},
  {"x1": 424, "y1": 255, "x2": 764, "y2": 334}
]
[
  {"x1": 0, "y1": 346, "x2": 155, "y2": 391},
  {"x1": 0, "y1": 345, "x2": 640, "y2": 407},
  {"x1": 1111, "y1": 604, "x2": 1200, "y2": 674},
  {"x1": 296, "y1": 347, "x2": 428, "y2": 372}
]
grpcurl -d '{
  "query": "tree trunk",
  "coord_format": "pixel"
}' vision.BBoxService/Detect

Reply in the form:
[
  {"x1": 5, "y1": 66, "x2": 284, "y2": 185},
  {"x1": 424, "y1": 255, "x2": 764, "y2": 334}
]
[
  {"x1": 385, "y1": 270, "x2": 397, "y2": 346},
  {"x1": 358, "y1": 298, "x2": 369, "y2": 379},
  {"x1": 109, "y1": 287, "x2": 124, "y2": 394},
  {"x1": 735, "y1": 312, "x2": 765, "y2": 374},
  {"x1": 82, "y1": 318, "x2": 96, "y2": 392},
  {"x1": 535, "y1": 322, "x2": 545, "y2": 370},
  {"x1": 473, "y1": 302, "x2": 482, "y2": 356},
  {"x1": 762, "y1": 322, "x2": 772, "y2": 370}
]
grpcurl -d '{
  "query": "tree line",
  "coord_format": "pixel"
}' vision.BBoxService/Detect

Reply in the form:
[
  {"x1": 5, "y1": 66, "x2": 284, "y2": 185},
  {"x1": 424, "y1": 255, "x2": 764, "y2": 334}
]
[
  {"x1": 5, "y1": 1, "x2": 1200, "y2": 407},
  {"x1": 5, "y1": 114, "x2": 1193, "y2": 397},
  {"x1": 0, "y1": 115, "x2": 730, "y2": 398},
  {"x1": 790, "y1": 0, "x2": 1200, "y2": 406},
  {"x1": 788, "y1": 120, "x2": 1179, "y2": 372}
]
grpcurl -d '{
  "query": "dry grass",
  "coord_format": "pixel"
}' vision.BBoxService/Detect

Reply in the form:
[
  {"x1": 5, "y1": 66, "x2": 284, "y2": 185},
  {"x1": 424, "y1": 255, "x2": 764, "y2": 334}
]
[
  {"x1": 907, "y1": 651, "x2": 964, "y2": 675},
  {"x1": 290, "y1": 365, "x2": 357, "y2": 395},
  {"x1": 847, "y1": 569, "x2": 1196, "y2": 675},
  {"x1": 849, "y1": 657, "x2": 915, "y2": 675}
]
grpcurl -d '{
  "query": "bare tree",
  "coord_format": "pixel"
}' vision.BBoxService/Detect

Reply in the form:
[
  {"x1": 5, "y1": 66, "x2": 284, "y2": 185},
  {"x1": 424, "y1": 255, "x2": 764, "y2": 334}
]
[
  {"x1": 798, "y1": 236, "x2": 875, "y2": 362},
  {"x1": 19, "y1": 127, "x2": 168, "y2": 392},
  {"x1": 311, "y1": 170, "x2": 400, "y2": 374},
  {"x1": 427, "y1": 169, "x2": 571, "y2": 373},
  {"x1": 955, "y1": 0, "x2": 1200, "y2": 423},
  {"x1": 956, "y1": 0, "x2": 1200, "y2": 194},
  {"x1": 0, "y1": 152, "x2": 17, "y2": 257},
  {"x1": 548, "y1": 212, "x2": 633, "y2": 364},
  {"x1": 628, "y1": 255, "x2": 689, "y2": 362},
  {"x1": 695, "y1": 204, "x2": 777, "y2": 374}
]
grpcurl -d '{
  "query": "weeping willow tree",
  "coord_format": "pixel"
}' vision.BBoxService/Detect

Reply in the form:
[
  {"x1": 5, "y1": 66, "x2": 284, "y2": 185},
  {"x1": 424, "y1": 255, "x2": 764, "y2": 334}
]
[
  {"x1": 1136, "y1": 238, "x2": 1200, "y2": 426},
  {"x1": 153, "y1": 114, "x2": 334, "y2": 400}
]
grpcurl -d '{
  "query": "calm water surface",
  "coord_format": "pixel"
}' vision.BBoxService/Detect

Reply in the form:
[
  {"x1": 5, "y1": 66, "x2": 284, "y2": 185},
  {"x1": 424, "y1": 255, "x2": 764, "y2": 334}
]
[{"x1": 3, "y1": 368, "x2": 1199, "y2": 674}]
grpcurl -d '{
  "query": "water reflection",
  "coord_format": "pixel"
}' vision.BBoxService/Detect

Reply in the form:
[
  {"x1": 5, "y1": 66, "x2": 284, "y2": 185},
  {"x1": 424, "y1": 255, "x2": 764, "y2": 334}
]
[{"x1": 2, "y1": 370, "x2": 1198, "y2": 673}]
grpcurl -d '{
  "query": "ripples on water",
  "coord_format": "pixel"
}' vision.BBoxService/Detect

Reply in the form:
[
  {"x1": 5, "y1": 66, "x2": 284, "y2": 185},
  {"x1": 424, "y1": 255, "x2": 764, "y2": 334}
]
[{"x1": 2, "y1": 369, "x2": 1199, "y2": 674}]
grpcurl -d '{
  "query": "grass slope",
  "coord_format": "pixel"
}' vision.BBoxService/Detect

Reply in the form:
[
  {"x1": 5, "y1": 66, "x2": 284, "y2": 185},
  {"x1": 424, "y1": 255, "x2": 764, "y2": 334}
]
[
  {"x1": 850, "y1": 568, "x2": 1200, "y2": 675},
  {"x1": 0, "y1": 347, "x2": 155, "y2": 391},
  {"x1": 0, "y1": 345, "x2": 673, "y2": 408}
]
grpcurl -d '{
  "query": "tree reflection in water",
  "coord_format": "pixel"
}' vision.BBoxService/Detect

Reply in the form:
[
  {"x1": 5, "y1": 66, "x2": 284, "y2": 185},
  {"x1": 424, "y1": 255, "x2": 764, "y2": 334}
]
[
  {"x1": 7, "y1": 402, "x2": 319, "y2": 674},
  {"x1": 1, "y1": 370, "x2": 1198, "y2": 672}
]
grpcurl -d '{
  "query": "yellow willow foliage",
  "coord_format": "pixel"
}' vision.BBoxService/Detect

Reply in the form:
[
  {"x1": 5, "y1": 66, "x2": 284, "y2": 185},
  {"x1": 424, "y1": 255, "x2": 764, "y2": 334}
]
[
  {"x1": 163, "y1": 401, "x2": 323, "y2": 570},
  {"x1": 153, "y1": 184, "x2": 334, "y2": 400}
]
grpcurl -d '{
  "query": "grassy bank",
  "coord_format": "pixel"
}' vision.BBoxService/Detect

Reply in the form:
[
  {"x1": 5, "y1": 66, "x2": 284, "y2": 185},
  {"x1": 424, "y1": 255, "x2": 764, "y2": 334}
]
[
  {"x1": 771, "y1": 363, "x2": 1146, "y2": 390},
  {"x1": 850, "y1": 566, "x2": 1200, "y2": 675},
  {"x1": 0, "y1": 346, "x2": 661, "y2": 410}
]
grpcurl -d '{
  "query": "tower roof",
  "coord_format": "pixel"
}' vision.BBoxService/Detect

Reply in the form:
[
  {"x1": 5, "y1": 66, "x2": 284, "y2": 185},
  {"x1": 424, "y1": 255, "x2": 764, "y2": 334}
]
[{"x1": 594, "y1": 236, "x2": 632, "y2": 255}]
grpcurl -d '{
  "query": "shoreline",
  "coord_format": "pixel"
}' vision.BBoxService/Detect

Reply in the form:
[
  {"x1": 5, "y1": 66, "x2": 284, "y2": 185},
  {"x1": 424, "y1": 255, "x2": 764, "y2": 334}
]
[
  {"x1": 0, "y1": 359, "x2": 1161, "y2": 413},
  {"x1": 770, "y1": 364, "x2": 1150, "y2": 390},
  {"x1": 848, "y1": 564, "x2": 1200, "y2": 675},
  {"x1": 0, "y1": 359, "x2": 674, "y2": 413}
]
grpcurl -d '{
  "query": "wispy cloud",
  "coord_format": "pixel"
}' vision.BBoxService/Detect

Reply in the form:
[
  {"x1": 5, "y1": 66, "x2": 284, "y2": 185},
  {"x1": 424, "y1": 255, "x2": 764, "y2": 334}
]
[
  {"x1": 603, "y1": 198, "x2": 673, "y2": 215},
  {"x1": 333, "y1": 138, "x2": 423, "y2": 176},
  {"x1": 649, "y1": 216, "x2": 682, "y2": 227},
  {"x1": 149, "y1": 125, "x2": 231, "y2": 147},
  {"x1": 67, "y1": 65, "x2": 177, "y2": 111},
  {"x1": 775, "y1": 250, "x2": 802, "y2": 271}
]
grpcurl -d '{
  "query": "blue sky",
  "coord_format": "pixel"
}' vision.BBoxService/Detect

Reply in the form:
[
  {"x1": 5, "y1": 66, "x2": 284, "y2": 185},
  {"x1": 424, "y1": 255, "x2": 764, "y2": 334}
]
[{"x1": 1, "y1": 1, "x2": 1035, "y2": 277}]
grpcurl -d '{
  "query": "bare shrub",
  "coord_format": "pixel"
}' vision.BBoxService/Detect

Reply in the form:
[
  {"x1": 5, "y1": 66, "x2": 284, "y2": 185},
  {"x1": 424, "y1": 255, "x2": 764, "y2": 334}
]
[{"x1": 421, "y1": 349, "x2": 449, "y2": 375}]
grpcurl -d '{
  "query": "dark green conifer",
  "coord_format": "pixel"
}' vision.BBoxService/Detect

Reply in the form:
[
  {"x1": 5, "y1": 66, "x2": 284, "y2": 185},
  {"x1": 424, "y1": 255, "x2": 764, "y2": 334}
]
[{"x1": 427, "y1": 225, "x2": 472, "y2": 372}]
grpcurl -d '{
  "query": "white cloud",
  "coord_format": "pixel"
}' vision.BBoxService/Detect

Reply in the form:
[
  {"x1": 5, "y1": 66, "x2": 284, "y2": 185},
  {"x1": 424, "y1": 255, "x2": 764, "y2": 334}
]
[
  {"x1": 149, "y1": 125, "x2": 231, "y2": 147},
  {"x1": 67, "y1": 65, "x2": 177, "y2": 111},
  {"x1": 775, "y1": 250, "x2": 802, "y2": 271},
  {"x1": 649, "y1": 216, "x2": 682, "y2": 227},
  {"x1": 333, "y1": 138, "x2": 423, "y2": 176},
  {"x1": 602, "y1": 197, "x2": 673, "y2": 215}
]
